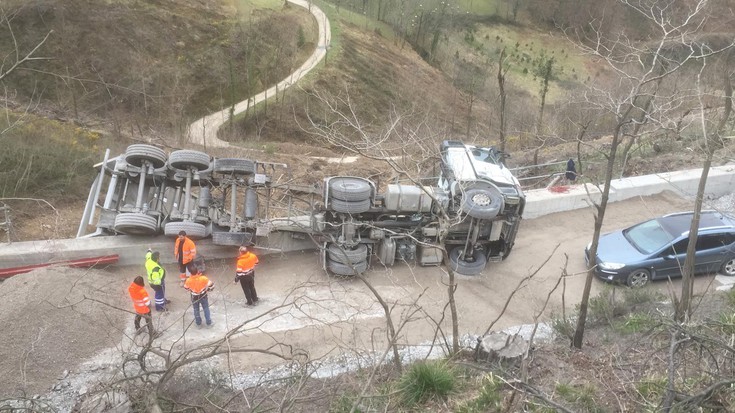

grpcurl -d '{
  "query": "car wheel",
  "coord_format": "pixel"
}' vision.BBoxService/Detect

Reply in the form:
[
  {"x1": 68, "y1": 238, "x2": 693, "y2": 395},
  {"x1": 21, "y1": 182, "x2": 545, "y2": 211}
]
[
  {"x1": 164, "y1": 221, "x2": 206, "y2": 239},
  {"x1": 327, "y1": 243, "x2": 368, "y2": 264},
  {"x1": 114, "y1": 213, "x2": 158, "y2": 235},
  {"x1": 329, "y1": 177, "x2": 372, "y2": 202},
  {"x1": 214, "y1": 158, "x2": 255, "y2": 175},
  {"x1": 720, "y1": 258, "x2": 735, "y2": 276},
  {"x1": 168, "y1": 150, "x2": 211, "y2": 171},
  {"x1": 460, "y1": 187, "x2": 504, "y2": 220},
  {"x1": 330, "y1": 198, "x2": 371, "y2": 214},
  {"x1": 326, "y1": 258, "x2": 368, "y2": 276},
  {"x1": 626, "y1": 269, "x2": 651, "y2": 288},
  {"x1": 125, "y1": 144, "x2": 167, "y2": 169},
  {"x1": 212, "y1": 231, "x2": 252, "y2": 246},
  {"x1": 448, "y1": 247, "x2": 487, "y2": 276}
]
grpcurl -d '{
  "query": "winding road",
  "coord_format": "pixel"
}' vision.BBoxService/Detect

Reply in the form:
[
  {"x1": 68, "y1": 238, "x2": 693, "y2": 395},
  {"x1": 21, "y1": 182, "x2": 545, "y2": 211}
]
[{"x1": 186, "y1": 0, "x2": 331, "y2": 148}]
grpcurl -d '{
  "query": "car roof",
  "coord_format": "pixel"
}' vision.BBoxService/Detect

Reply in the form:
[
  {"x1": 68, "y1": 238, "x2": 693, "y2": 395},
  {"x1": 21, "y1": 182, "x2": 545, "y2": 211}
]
[{"x1": 659, "y1": 211, "x2": 735, "y2": 237}]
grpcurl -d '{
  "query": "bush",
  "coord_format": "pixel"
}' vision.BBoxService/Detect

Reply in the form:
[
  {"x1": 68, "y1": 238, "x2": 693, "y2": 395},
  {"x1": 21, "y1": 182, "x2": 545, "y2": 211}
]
[
  {"x1": 588, "y1": 287, "x2": 628, "y2": 326},
  {"x1": 398, "y1": 361, "x2": 456, "y2": 406}
]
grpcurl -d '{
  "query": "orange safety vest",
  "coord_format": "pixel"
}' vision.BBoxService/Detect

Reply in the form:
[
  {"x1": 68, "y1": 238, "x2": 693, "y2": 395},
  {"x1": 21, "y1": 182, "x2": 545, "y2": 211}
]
[
  {"x1": 236, "y1": 251, "x2": 259, "y2": 274},
  {"x1": 184, "y1": 274, "x2": 214, "y2": 296},
  {"x1": 128, "y1": 282, "x2": 151, "y2": 314},
  {"x1": 175, "y1": 236, "x2": 197, "y2": 264}
]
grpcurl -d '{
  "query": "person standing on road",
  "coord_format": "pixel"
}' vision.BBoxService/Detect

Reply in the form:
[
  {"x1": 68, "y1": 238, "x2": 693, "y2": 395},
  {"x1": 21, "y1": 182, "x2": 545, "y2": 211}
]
[
  {"x1": 128, "y1": 276, "x2": 154, "y2": 336},
  {"x1": 145, "y1": 249, "x2": 169, "y2": 311},
  {"x1": 235, "y1": 245, "x2": 259, "y2": 306},
  {"x1": 565, "y1": 158, "x2": 577, "y2": 183},
  {"x1": 183, "y1": 268, "x2": 215, "y2": 327},
  {"x1": 174, "y1": 230, "x2": 197, "y2": 283}
]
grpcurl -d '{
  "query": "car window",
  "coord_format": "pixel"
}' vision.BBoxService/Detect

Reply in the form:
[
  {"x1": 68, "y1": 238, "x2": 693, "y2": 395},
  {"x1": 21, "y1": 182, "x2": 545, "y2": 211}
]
[
  {"x1": 624, "y1": 219, "x2": 674, "y2": 254},
  {"x1": 696, "y1": 233, "x2": 735, "y2": 251},
  {"x1": 661, "y1": 239, "x2": 689, "y2": 256}
]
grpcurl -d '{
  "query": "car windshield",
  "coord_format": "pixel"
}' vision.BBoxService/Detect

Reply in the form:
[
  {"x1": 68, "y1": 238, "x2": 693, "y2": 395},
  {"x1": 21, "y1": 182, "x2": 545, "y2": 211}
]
[{"x1": 623, "y1": 218, "x2": 674, "y2": 254}]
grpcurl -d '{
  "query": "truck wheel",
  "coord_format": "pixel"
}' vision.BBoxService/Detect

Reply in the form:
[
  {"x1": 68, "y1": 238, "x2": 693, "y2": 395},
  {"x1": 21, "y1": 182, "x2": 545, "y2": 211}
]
[
  {"x1": 214, "y1": 158, "x2": 255, "y2": 175},
  {"x1": 168, "y1": 150, "x2": 211, "y2": 171},
  {"x1": 377, "y1": 238, "x2": 396, "y2": 266},
  {"x1": 461, "y1": 187, "x2": 504, "y2": 220},
  {"x1": 329, "y1": 177, "x2": 372, "y2": 201},
  {"x1": 164, "y1": 221, "x2": 206, "y2": 239},
  {"x1": 114, "y1": 213, "x2": 158, "y2": 235},
  {"x1": 330, "y1": 198, "x2": 371, "y2": 214},
  {"x1": 327, "y1": 258, "x2": 368, "y2": 276},
  {"x1": 212, "y1": 231, "x2": 252, "y2": 246},
  {"x1": 327, "y1": 243, "x2": 368, "y2": 264},
  {"x1": 448, "y1": 247, "x2": 487, "y2": 276},
  {"x1": 125, "y1": 144, "x2": 167, "y2": 169}
]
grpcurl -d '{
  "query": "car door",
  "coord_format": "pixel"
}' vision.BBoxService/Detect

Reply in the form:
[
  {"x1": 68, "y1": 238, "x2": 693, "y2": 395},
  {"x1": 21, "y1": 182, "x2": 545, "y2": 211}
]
[
  {"x1": 694, "y1": 233, "x2": 735, "y2": 273},
  {"x1": 655, "y1": 238, "x2": 689, "y2": 279}
]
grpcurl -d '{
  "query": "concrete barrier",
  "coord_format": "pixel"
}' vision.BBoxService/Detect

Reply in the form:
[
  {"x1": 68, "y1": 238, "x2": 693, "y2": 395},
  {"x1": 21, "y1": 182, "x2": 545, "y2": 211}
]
[{"x1": 524, "y1": 165, "x2": 735, "y2": 219}]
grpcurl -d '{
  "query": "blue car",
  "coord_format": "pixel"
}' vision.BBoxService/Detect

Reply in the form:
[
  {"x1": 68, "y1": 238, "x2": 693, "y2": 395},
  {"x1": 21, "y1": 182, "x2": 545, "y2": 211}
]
[{"x1": 586, "y1": 211, "x2": 735, "y2": 287}]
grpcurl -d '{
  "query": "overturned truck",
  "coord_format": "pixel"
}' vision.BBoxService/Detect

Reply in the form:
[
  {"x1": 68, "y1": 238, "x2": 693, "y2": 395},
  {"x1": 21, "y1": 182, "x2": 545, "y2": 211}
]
[{"x1": 79, "y1": 140, "x2": 524, "y2": 275}]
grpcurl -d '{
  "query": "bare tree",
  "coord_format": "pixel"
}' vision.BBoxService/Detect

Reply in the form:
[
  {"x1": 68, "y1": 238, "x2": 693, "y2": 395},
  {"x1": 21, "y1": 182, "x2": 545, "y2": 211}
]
[
  {"x1": 571, "y1": 0, "x2": 734, "y2": 348},
  {"x1": 676, "y1": 50, "x2": 733, "y2": 321}
]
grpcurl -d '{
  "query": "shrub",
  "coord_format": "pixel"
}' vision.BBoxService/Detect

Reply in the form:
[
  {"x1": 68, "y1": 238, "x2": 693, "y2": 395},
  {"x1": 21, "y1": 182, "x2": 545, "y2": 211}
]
[{"x1": 398, "y1": 361, "x2": 455, "y2": 406}]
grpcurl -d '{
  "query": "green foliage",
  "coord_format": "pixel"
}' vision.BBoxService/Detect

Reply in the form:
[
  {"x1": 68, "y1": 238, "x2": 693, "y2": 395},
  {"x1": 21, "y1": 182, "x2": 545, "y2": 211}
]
[
  {"x1": 0, "y1": 113, "x2": 103, "y2": 199},
  {"x1": 588, "y1": 287, "x2": 628, "y2": 326},
  {"x1": 456, "y1": 373, "x2": 503, "y2": 413},
  {"x1": 398, "y1": 360, "x2": 456, "y2": 406},
  {"x1": 615, "y1": 313, "x2": 654, "y2": 334},
  {"x1": 719, "y1": 312, "x2": 735, "y2": 335},
  {"x1": 636, "y1": 375, "x2": 667, "y2": 408},
  {"x1": 623, "y1": 287, "x2": 662, "y2": 306},
  {"x1": 550, "y1": 313, "x2": 575, "y2": 340},
  {"x1": 329, "y1": 393, "x2": 362, "y2": 413},
  {"x1": 554, "y1": 382, "x2": 602, "y2": 412}
]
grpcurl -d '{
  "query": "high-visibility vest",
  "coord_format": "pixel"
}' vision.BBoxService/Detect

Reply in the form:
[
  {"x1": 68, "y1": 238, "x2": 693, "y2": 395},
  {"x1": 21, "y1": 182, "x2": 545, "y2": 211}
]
[
  {"x1": 145, "y1": 251, "x2": 165, "y2": 286},
  {"x1": 184, "y1": 274, "x2": 214, "y2": 296},
  {"x1": 175, "y1": 237, "x2": 196, "y2": 264},
  {"x1": 128, "y1": 282, "x2": 151, "y2": 314},
  {"x1": 236, "y1": 251, "x2": 259, "y2": 274}
]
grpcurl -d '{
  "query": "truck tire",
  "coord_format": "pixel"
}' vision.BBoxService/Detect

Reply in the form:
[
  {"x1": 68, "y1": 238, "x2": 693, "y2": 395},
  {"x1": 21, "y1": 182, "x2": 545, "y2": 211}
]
[
  {"x1": 461, "y1": 187, "x2": 504, "y2": 220},
  {"x1": 327, "y1": 243, "x2": 368, "y2": 264},
  {"x1": 212, "y1": 231, "x2": 252, "y2": 246},
  {"x1": 377, "y1": 238, "x2": 396, "y2": 266},
  {"x1": 164, "y1": 221, "x2": 206, "y2": 239},
  {"x1": 330, "y1": 198, "x2": 371, "y2": 214},
  {"x1": 448, "y1": 246, "x2": 487, "y2": 276},
  {"x1": 125, "y1": 144, "x2": 167, "y2": 169},
  {"x1": 327, "y1": 258, "x2": 368, "y2": 276},
  {"x1": 329, "y1": 177, "x2": 372, "y2": 201},
  {"x1": 114, "y1": 213, "x2": 158, "y2": 235},
  {"x1": 168, "y1": 150, "x2": 211, "y2": 171},
  {"x1": 214, "y1": 158, "x2": 255, "y2": 175}
]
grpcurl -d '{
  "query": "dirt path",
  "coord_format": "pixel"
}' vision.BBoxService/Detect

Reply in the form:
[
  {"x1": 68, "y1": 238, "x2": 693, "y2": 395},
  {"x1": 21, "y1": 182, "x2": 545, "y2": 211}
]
[
  {"x1": 2, "y1": 192, "x2": 732, "y2": 406},
  {"x1": 186, "y1": 0, "x2": 330, "y2": 149}
]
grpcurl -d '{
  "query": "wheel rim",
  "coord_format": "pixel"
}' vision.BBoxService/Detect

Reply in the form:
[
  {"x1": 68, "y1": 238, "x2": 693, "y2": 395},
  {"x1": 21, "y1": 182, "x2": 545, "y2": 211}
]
[
  {"x1": 629, "y1": 271, "x2": 649, "y2": 287},
  {"x1": 724, "y1": 259, "x2": 735, "y2": 276},
  {"x1": 472, "y1": 192, "x2": 492, "y2": 207}
]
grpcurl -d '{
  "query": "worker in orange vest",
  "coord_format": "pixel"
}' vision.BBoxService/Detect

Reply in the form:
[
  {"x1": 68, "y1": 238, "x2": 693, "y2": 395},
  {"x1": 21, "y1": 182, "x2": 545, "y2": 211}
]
[
  {"x1": 128, "y1": 276, "x2": 154, "y2": 336},
  {"x1": 174, "y1": 230, "x2": 197, "y2": 282},
  {"x1": 235, "y1": 245, "x2": 259, "y2": 306},
  {"x1": 183, "y1": 267, "x2": 215, "y2": 327}
]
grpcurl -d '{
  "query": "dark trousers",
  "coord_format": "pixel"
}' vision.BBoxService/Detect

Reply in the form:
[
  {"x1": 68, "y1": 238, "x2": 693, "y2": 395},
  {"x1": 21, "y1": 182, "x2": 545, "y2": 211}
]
[
  {"x1": 238, "y1": 272, "x2": 258, "y2": 305},
  {"x1": 134, "y1": 312, "x2": 154, "y2": 336}
]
